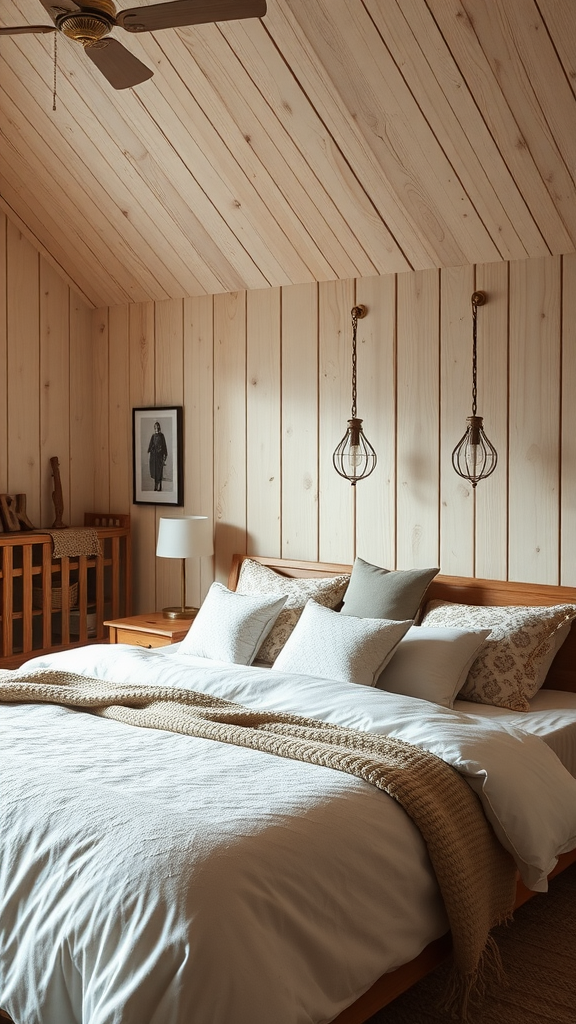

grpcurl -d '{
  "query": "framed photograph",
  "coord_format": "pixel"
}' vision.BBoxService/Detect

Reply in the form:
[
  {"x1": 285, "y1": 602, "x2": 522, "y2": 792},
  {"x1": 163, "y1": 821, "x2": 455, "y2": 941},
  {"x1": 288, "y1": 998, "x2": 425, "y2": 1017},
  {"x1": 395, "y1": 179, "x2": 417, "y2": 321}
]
[{"x1": 133, "y1": 406, "x2": 183, "y2": 506}]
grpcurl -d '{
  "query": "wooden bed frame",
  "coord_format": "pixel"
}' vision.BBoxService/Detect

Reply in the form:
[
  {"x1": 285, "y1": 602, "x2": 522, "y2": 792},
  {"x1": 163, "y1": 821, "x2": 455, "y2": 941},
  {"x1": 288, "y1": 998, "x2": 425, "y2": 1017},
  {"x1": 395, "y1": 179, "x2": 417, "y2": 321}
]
[{"x1": 229, "y1": 554, "x2": 576, "y2": 1024}]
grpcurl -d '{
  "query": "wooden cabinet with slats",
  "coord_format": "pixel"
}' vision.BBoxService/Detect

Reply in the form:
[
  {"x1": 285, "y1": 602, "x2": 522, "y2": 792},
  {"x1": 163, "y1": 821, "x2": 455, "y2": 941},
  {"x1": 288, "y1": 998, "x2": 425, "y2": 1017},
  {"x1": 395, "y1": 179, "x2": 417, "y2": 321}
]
[{"x1": 0, "y1": 521, "x2": 131, "y2": 668}]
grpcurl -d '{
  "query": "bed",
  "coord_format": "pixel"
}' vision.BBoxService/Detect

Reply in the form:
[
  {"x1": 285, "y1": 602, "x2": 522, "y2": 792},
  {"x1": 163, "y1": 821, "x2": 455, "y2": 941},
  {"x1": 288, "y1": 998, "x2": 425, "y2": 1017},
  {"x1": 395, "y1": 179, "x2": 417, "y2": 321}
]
[{"x1": 1, "y1": 554, "x2": 576, "y2": 1024}]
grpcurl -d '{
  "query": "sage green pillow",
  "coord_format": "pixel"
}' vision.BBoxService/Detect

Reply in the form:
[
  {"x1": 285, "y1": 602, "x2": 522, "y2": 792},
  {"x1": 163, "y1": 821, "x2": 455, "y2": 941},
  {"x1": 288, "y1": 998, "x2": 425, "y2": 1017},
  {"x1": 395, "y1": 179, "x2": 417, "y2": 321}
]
[{"x1": 340, "y1": 558, "x2": 439, "y2": 621}]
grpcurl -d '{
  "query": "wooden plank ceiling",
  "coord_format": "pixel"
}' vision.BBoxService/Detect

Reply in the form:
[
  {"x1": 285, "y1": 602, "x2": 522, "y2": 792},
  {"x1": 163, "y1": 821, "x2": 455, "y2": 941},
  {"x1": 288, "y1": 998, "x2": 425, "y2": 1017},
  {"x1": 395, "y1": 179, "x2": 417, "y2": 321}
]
[{"x1": 1, "y1": 0, "x2": 575, "y2": 308}]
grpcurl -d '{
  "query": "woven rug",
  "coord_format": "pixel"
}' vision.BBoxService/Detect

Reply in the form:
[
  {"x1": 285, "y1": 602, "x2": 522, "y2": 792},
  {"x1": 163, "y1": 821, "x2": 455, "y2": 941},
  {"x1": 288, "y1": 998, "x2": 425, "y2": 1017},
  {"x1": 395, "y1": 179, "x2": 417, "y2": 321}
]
[{"x1": 367, "y1": 861, "x2": 576, "y2": 1024}]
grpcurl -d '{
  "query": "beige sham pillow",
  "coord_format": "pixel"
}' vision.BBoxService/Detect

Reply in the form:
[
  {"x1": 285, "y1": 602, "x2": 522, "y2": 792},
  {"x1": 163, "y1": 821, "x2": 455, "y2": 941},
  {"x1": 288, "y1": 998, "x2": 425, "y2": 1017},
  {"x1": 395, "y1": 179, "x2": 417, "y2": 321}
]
[
  {"x1": 236, "y1": 559, "x2": 350, "y2": 664},
  {"x1": 421, "y1": 600, "x2": 576, "y2": 711}
]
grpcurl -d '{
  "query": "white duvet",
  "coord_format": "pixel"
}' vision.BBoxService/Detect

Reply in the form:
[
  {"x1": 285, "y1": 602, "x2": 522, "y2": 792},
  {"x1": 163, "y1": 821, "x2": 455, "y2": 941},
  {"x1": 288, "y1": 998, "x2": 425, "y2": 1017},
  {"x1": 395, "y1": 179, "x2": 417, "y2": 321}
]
[{"x1": 2, "y1": 644, "x2": 576, "y2": 1024}]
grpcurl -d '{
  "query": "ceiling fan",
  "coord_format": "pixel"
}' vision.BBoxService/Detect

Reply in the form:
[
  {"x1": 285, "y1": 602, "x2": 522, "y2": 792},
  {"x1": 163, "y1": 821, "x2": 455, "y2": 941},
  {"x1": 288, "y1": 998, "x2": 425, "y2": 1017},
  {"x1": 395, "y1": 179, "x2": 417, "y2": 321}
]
[{"x1": 0, "y1": 0, "x2": 267, "y2": 89}]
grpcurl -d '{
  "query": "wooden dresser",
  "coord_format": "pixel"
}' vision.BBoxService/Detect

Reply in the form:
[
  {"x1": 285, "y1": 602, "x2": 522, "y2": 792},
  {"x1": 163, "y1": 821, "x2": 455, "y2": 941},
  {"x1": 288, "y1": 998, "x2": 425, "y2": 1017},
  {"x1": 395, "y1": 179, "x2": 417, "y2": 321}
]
[{"x1": 0, "y1": 515, "x2": 131, "y2": 669}]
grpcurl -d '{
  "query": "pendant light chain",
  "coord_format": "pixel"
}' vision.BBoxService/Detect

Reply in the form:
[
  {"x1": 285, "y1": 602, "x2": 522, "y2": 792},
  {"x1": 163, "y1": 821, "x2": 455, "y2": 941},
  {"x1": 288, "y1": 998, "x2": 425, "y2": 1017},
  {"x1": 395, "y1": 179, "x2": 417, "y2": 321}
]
[
  {"x1": 471, "y1": 293, "x2": 479, "y2": 417},
  {"x1": 350, "y1": 307, "x2": 359, "y2": 419},
  {"x1": 52, "y1": 31, "x2": 58, "y2": 112}
]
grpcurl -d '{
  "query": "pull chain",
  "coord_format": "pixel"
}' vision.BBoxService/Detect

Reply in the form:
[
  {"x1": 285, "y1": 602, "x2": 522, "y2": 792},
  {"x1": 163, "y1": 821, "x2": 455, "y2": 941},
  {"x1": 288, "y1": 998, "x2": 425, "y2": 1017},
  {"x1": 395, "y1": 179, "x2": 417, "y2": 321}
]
[{"x1": 52, "y1": 31, "x2": 58, "y2": 112}]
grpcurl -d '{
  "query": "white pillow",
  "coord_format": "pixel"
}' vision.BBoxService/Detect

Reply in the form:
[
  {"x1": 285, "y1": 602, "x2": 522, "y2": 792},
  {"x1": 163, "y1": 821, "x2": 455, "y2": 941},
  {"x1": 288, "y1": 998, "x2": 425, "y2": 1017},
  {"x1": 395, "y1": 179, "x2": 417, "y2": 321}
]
[
  {"x1": 179, "y1": 582, "x2": 287, "y2": 665},
  {"x1": 377, "y1": 625, "x2": 491, "y2": 707},
  {"x1": 421, "y1": 600, "x2": 576, "y2": 711},
  {"x1": 236, "y1": 559, "x2": 350, "y2": 663},
  {"x1": 272, "y1": 600, "x2": 412, "y2": 687}
]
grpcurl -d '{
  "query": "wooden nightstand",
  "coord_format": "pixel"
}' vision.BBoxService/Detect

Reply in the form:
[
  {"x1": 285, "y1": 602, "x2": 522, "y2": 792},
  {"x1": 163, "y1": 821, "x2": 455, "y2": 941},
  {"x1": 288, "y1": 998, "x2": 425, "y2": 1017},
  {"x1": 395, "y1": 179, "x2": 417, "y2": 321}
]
[{"x1": 104, "y1": 612, "x2": 196, "y2": 649}]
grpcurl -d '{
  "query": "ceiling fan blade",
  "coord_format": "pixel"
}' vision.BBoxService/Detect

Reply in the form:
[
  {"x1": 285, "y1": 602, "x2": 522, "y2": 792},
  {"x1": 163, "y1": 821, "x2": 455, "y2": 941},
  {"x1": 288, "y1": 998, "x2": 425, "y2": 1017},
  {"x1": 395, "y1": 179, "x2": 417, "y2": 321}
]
[
  {"x1": 117, "y1": 0, "x2": 266, "y2": 34},
  {"x1": 0, "y1": 24, "x2": 56, "y2": 34},
  {"x1": 84, "y1": 37, "x2": 153, "y2": 88},
  {"x1": 36, "y1": 0, "x2": 80, "y2": 19}
]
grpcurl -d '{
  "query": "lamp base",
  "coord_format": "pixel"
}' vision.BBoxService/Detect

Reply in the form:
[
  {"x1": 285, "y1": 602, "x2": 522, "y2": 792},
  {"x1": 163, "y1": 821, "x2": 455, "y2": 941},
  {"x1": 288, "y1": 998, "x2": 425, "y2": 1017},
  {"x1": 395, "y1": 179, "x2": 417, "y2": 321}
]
[{"x1": 162, "y1": 606, "x2": 198, "y2": 620}]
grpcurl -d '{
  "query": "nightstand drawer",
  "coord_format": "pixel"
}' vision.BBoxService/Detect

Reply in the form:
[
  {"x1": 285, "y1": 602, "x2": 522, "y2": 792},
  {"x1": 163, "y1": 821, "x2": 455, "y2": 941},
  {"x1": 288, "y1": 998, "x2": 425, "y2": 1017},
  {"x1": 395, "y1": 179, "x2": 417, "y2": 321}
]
[
  {"x1": 114, "y1": 628, "x2": 172, "y2": 649},
  {"x1": 104, "y1": 612, "x2": 194, "y2": 647}
]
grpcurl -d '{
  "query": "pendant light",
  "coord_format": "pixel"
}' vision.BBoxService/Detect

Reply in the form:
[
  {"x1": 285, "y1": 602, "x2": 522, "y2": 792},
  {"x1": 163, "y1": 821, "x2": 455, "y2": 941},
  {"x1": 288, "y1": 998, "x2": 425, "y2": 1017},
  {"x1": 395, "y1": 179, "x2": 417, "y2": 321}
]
[
  {"x1": 451, "y1": 291, "x2": 498, "y2": 488},
  {"x1": 333, "y1": 304, "x2": 377, "y2": 485}
]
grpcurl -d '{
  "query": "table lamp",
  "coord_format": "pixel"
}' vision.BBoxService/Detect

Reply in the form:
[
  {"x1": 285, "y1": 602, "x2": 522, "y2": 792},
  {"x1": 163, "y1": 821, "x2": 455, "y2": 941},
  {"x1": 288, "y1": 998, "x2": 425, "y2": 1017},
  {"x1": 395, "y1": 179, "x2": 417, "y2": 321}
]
[{"x1": 156, "y1": 515, "x2": 213, "y2": 619}]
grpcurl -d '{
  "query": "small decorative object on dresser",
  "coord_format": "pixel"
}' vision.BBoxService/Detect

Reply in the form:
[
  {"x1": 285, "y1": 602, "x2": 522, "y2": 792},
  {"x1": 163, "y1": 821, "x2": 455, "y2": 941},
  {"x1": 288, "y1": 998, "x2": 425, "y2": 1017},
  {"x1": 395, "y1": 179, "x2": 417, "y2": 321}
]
[
  {"x1": 0, "y1": 493, "x2": 35, "y2": 532},
  {"x1": 104, "y1": 612, "x2": 192, "y2": 648},
  {"x1": 50, "y1": 456, "x2": 66, "y2": 528}
]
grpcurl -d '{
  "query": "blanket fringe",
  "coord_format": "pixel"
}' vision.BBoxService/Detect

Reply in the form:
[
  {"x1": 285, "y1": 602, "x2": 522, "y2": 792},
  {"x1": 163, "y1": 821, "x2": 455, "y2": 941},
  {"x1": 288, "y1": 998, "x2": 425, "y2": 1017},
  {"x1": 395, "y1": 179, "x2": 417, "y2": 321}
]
[{"x1": 440, "y1": 931, "x2": 509, "y2": 1022}]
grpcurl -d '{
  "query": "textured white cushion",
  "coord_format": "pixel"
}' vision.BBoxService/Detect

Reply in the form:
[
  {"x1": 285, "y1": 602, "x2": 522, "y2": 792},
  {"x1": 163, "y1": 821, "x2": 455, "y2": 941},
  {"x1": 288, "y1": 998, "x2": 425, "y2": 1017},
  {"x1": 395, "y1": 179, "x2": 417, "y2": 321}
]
[
  {"x1": 377, "y1": 625, "x2": 491, "y2": 707},
  {"x1": 421, "y1": 600, "x2": 576, "y2": 711},
  {"x1": 272, "y1": 600, "x2": 412, "y2": 687},
  {"x1": 236, "y1": 559, "x2": 350, "y2": 664},
  {"x1": 179, "y1": 582, "x2": 287, "y2": 665}
]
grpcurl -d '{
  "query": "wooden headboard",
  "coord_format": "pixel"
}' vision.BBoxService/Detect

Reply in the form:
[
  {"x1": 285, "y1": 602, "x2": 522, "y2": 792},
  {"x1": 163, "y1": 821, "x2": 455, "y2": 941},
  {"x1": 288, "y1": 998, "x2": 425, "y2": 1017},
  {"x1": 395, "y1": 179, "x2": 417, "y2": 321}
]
[{"x1": 228, "y1": 555, "x2": 576, "y2": 694}]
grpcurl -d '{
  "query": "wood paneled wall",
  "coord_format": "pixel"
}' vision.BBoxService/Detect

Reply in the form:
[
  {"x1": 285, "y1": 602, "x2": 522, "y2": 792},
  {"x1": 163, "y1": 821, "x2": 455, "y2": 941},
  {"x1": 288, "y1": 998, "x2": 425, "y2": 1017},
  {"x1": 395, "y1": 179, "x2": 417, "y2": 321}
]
[
  {"x1": 3, "y1": 208, "x2": 574, "y2": 612},
  {"x1": 93, "y1": 252, "x2": 576, "y2": 613},
  {"x1": 0, "y1": 212, "x2": 95, "y2": 529}
]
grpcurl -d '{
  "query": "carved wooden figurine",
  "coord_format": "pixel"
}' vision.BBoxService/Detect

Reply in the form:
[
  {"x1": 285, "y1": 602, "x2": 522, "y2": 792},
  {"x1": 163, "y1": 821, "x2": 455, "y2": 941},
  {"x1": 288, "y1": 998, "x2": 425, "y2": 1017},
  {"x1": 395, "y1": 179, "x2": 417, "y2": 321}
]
[
  {"x1": 50, "y1": 456, "x2": 66, "y2": 529},
  {"x1": 0, "y1": 494, "x2": 35, "y2": 532}
]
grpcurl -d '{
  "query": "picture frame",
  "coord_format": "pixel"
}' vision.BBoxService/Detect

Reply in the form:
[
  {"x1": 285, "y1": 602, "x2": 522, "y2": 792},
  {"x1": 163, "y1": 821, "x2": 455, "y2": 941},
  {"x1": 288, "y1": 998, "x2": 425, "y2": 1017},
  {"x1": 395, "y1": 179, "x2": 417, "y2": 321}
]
[{"x1": 132, "y1": 406, "x2": 183, "y2": 506}]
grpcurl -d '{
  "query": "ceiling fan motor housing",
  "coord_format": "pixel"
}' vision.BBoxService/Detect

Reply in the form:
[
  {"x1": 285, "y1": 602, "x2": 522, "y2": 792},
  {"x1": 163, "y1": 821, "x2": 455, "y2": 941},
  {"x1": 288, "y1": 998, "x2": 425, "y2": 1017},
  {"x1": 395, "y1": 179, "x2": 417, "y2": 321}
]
[{"x1": 57, "y1": 0, "x2": 116, "y2": 45}]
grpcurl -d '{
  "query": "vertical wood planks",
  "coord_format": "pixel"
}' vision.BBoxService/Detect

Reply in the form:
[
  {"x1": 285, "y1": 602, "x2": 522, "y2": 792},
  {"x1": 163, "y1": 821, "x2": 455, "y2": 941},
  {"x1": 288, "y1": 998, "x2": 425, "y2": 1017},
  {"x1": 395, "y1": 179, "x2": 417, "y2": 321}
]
[
  {"x1": 7, "y1": 222, "x2": 41, "y2": 525},
  {"x1": 69, "y1": 290, "x2": 95, "y2": 524},
  {"x1": 439, "y1": 264, "x2": 475, "y2": 575},
  {"x1": 3, "y1": 192, "x2": 576, "y2": 596},
  {"x1": 355, "y1": 274, "x2": 396, "y2": 569},
  {"x1": 396, "y1": 269, "x2": 440, "y2": 568},
  {"x1": 108, "y1": 305, "x2": 131, "y2": 515},
  {"x1": 318, "y1": 278, "x2": 355, "y2": 563},
  {"x1": 183, "y1": 294, "x2": 215, "y2": 606},
  {"x1": 0, "y1": 213, "x2": 7, "y2": 494},
  {"x1": 281, "y1": 283, "x2": 319, "y2": 560},
  {"x1": 213, "y1": 290, "x2": 247, "y2": 581},
  {"x1": 246, "y1": 287, "x2": 281, "y2": 557},
  {"x1": 474, "y1": 260, "x2": 509, "y2": 580},
  {"x1": 91, "y1": 307, "x2": 110, "y2": 511},
  {"x1": 129, "y1": 301, "x2": 156, "y2": 613},
  {"x1": 561, "y1": 254, "x2": 576, "y2": 585},
  {"x1": 40, "y1": 259, "x2": 70, "y2": 528},
  {"x1": 154, "y1": 299, "x2": 184, "y2": 610},
  {"x1": 509, "y1": 257, "x2": 561, "y2": 583}
]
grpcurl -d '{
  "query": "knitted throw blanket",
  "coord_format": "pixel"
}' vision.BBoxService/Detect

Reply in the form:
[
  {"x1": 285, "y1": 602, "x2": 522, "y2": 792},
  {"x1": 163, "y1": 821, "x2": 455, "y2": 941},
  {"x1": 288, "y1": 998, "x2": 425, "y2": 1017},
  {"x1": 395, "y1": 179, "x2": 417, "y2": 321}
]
[
  {"x1": 45, "y1": 528, "x2": 102, "y2": 558},
  {"x1": 1, "y1": 669, "x2": 518, "y2": 1017}
]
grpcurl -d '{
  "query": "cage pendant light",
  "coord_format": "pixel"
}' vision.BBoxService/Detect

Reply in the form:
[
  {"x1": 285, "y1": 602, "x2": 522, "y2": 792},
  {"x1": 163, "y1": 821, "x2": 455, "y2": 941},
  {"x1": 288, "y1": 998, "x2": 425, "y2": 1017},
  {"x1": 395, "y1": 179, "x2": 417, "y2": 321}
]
[
  {"x1": 451, "y1": 291, "x2": 498, "y2": 488},
  {"x1": 333, "y1": 304, "x2": 377, "y2": 485}
]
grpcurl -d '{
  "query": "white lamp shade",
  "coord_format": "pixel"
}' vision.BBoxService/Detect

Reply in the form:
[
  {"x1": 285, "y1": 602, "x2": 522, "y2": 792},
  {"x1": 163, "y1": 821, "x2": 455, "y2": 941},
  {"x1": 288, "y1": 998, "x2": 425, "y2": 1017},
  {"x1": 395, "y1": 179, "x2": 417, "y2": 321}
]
[{"x1": 156, "y1": 516, "x2": 213, "y2": 559}]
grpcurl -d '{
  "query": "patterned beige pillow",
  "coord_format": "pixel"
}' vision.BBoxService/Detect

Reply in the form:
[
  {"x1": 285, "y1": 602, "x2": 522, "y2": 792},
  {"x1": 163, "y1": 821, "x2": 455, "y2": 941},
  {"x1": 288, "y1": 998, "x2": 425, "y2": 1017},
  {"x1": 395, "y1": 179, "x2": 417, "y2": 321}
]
[
  {"x1": 421, "y1": 600, "x2": 576, "y2": 711},
  {"x1": 236, "y1": 559, "x2": 350, "y2": 664}
]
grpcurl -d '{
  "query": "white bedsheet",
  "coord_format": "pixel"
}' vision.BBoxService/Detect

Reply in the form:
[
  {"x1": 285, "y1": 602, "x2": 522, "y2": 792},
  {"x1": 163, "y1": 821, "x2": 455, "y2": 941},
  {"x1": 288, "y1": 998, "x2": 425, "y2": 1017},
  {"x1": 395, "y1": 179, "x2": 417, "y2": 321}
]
[
  {"x1": 2, "y1": 644, "x2": 576, "y2": 1024},
  {"x1": 455, "y1": 689, "x2": 576, "y2": 777}
]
